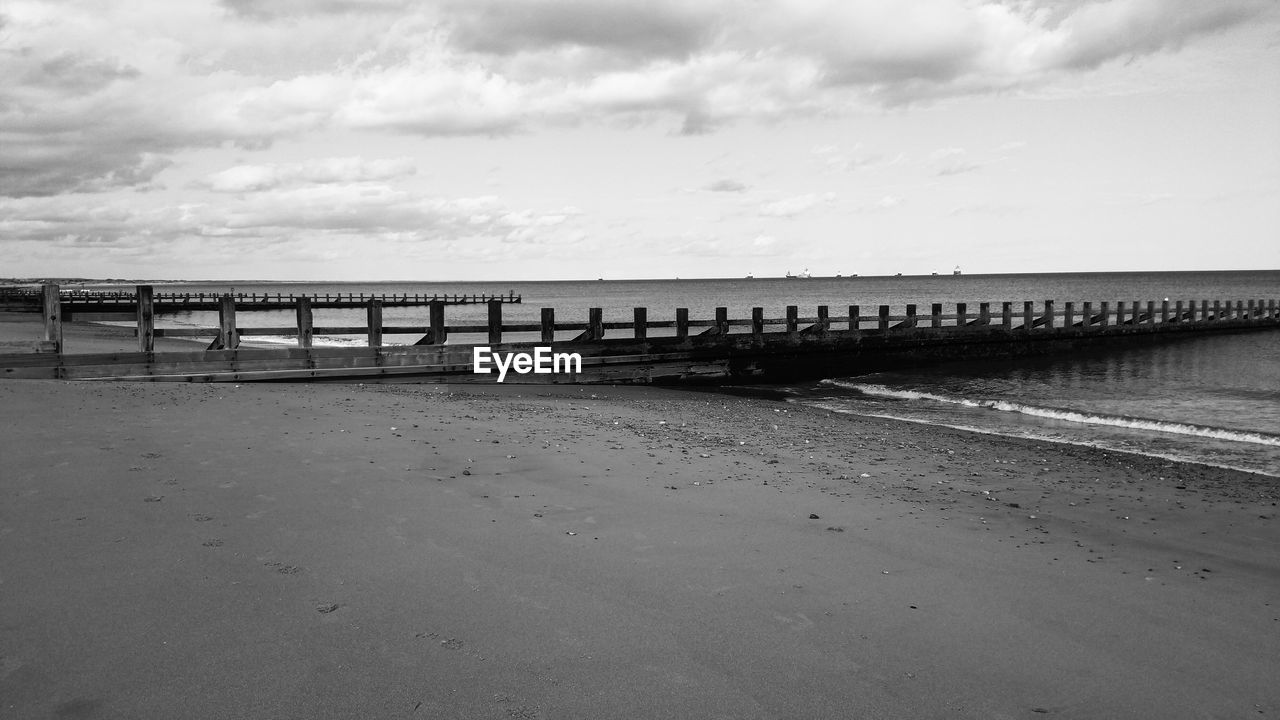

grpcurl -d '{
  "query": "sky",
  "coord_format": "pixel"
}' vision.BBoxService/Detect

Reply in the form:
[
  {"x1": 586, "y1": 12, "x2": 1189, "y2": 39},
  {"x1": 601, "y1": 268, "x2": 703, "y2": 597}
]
[{"x1": 2, "y1": 0, "x2": 1278, "y2": 281}]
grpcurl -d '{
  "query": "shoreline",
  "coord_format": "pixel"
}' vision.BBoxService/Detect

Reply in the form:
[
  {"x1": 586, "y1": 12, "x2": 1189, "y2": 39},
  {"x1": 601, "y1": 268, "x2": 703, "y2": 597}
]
[{"x1": 1, "y1": 378, "x2": 1277, "y2": 718}]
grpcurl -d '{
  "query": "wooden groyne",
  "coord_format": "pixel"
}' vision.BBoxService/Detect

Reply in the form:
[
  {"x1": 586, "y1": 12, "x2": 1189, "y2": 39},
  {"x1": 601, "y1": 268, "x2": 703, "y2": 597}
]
[
  {"x1": 2, "y1": 285, "x2": 1277, "y2": 383},
  {"x1": 0, "y1": 287, "x2": 520, "y2": 321}
]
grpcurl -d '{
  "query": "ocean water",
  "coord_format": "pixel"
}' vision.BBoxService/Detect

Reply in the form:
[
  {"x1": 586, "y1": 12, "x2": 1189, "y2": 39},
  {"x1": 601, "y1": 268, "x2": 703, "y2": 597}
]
[{"x1": 89, "y1": 270, "x2": 1280, "y2": 475}]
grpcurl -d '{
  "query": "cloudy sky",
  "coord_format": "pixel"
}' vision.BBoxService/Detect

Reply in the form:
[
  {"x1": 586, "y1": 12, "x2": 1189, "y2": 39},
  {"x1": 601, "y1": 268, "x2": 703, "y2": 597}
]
[{"x1": 3, "y1": 0, "x2": 1278, "y2": 281}]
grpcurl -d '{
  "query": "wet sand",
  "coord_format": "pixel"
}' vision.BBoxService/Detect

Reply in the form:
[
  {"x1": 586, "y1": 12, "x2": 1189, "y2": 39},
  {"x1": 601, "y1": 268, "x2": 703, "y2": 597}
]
[{"x1": 1, "y1": 316, "x2": 1278, "y2": 719}]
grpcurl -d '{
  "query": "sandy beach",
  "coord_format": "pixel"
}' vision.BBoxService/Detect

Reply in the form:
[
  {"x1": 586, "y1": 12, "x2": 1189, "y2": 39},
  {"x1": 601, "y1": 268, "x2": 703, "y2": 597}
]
[{"x1": 2, "y1": 317, "x2": 1278, "y2": 719}]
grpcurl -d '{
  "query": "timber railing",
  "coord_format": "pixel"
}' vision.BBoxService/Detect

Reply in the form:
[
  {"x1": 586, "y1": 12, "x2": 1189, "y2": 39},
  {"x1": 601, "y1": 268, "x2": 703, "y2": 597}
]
[
  {"x1": 0, "y1": 287, "x2": 520, "y2": 319},
  {"x1": 8, "y1": 284, "x2": 1279, "y2": 355}
]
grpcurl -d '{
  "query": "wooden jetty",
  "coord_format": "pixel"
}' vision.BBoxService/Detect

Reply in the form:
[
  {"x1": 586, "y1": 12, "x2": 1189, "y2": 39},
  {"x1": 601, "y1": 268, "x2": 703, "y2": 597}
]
[
  {"x1": 2, "y1": 285, "x2": 1277, "y2": 383},
  {"x1": 0, "y1": 287, "x2": 519, "y2": 321}
]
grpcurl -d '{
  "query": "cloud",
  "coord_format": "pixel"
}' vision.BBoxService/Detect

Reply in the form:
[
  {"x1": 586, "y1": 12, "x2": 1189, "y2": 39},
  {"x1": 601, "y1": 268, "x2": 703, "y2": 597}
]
[
  {"x1": 201, "y1": 157, "x2": 417, "y2": 193},
  {"x1": 704, "y1": 179, "x2": 747, "y2": 193},
  {"x1": 0, "y1": 0, "x2": 1271, "y2": 198},
  {"x1": 931, "y1": 147, "x2": 982, "y2": 176},
  {"x1": 759, "y1": 192, "x2": 836, "y2": 217}
]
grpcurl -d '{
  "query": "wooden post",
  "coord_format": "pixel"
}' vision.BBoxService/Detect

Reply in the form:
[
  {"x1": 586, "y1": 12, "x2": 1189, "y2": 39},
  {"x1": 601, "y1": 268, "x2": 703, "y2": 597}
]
[
  {"x1": 1099, "y1": 301, "x2": 1110, "y2": 328},
  {"x1": 487, "y1": 300, "x2": 503, "y2": 344},
  {"x1": 1001, "y1": 302, "x2": 1012, "y2": 331},
  {"x1": 136, "y1": 285, "x2": 155, "y2": 352},
  {"x1": 848, "y1": 305, "x2": 861, "y2": 333},
  {"x1": 1116, "y1": 301, "x2": 1126, "y2": 326},
  {"x1": 716, "y1": 307, "x2": 729, "y2": 335},
  {"x1": 676, "y1": 308, "x2": 689, "y2": 339},
  {"x1": 428, "y1": 301, "x2": 446, "y2": 344},
  {"x1": 1082, "y1": 302, "x2": 1093, "y2": 328},
  {"x1": 1063, "y1": 301, "x2": 1074, "y2": 328},
  {"x1": 589, "y1": 308, "x2": 603, "y2": 340},
  {"x1": 1161, "y1": 300, "x2": 1170, "y2": 324},
  {"x1": 786, "y1": 306, "x2": 799, "y2": 334},
  {"x1": 752, "y1": 307, "x2": 765, "y2": 336},
  {"x1": 1270, "y1": 299, "x2": 1277, "y2": 319},
  {"x1": 296, "y1": 296, "x2": 313, "y2": 348},
  {"x1": 42, "y1": 284, "x2": 62, "y2": 354},
  {"x1": 1044, "y1": 300, "x2": 1055, "y2": 329},
  {"x1": 219, "y1": 294, "x2": 239, "y2": 349},
  {"x1": 540, "y1": 308, "x2": 555, "y2": 343},
  {"x1": 930, "y1": 303, "x2": 942, "y2": 329},
  {"x1": 1143, "y1": 301, "x2": 1153, "y2": 324},
  {"x1": 816, "y1": 305, "x2": 829, "y2": 333},
  {"x1": 634, "y1": 307, "x2": 647, "y2": 340},
  {"x1": 366, "y1": 298, "x2": 383, "y2": 347},
  {"x1": 978, "y1": 302, "x2": 990, "y2": 326},
  {"x1": 1247, "y1": 300, "x2": 1256, "y2": 320},
  {"x1": 1022, "y1": 301, "x2": 1034, "y2": 330},
  {"x1": 878, "y1": 305, "x2": 890, "y2": 331},
  {"x1": 1236, "y1": 300, "x2": 1244, "y2": 320},
  {"x1": 1213, "y1": 300, "x2": 1221, "y2": 321},
  {"x1": 904, "y1": 304, "x2": 917, "y2": 329},
  {"x1": 956, "y1": 303, "x2": 967, "y2": 327}
]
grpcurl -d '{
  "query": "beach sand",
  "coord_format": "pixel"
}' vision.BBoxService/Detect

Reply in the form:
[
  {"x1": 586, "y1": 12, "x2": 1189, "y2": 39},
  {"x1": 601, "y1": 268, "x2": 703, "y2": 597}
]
[{"x1": 1, "y1": 318, "x2": 1278, "y2": 719}]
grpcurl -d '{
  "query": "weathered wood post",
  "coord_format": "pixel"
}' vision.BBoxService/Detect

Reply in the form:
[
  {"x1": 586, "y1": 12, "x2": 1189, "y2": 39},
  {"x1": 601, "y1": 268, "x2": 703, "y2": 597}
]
[
  {"x1": 786, "y1": 306, "x2": 799, "y2": 335},
  {"x1": 136, "y1": 285, "x2": 155, "y2": 352},
  {"x1": 1116, "y1": 301, "x2": 1127, "y2": 326},
  {"x1": 1044, "y1": 300, "x2": 1055, "y2": 330},
  {"x1": 540, "y1": 308, "x2": 555, "y2": 343},
  {"x1": 1174, "y1": 300, "x2": 1184, "y2": 323},
  {"x1": 676, "y1": 308, "x2": 689, "y2": 339},
  {"x1": 1001, "y1": 302, "x2": 1012, "y2": 331},
  {"x1": 716, "y1": 307, "x2": 729, "y2": 335},
  {"x1": 978, "y1": 302, "x2": 990, "y2": 326},
  {"x1": 1082, "y1": 302, "x2": 1093, "y2": 329},
  {"x1": 1023, "y1": 301, "x2": 1034, "y2": 330},
  {"x1": 930, "y1": 303, "x2": 942, "y2": 329},
  {"x1": 42, "y1": 284, "x2": 62, "y2": 354},
  {"x1": 1247, "y1": 300, "x2": 1256, "y2": 320},
  {"x1": 487, "y1": 300, "x2": 503, "y2": 345},
  {"x1": 848, "y1": 305, "x2": 861, "y2": 335},
  {"x1": 752, "y1": 307, "x2": 765, "y2": 336},
  {"x1": 1236, "y1": 300, "x2": 1244, "y2": 320},
  {"x1": 588, "y1": 308, "x2": 604, "y2": 340},
  {"x1": 366, "y1": 298, "x2": 383, "y2": 347},
  {"x1": 633, "y1": 307, "x2": 647, "y2": 340},
  {"x1": 296, "y1": 296, "x2": 313, "y2": 348},
  {"x1": 956, "y1": 303, "x2": 967, "y2": 327},
  {"x1": 428, "y1": 301, "x2": 446, "y2": 344},
  {"x1": 878, "y1": 305, "x2": 890, "y2": 331},
  {"x1": 816, "y1": 305, "x2": 829, "y2": 333},
  {"x1": 904, "y1": 304, "x2": 917, "y2": 329},
  {"x1": 1161, "y1": 299, "x2": 1170, "y2": 324},
  {"x1": 1144, "y1": 301, "x2": 1154, "y2": 324},
  {"x1": 1213, "y1": 300, "x2": 1221, "y2": 321},
  {"x1": 1098, "y1": 301, "x2": 1110, "y2": 328},
  {"x1": 1270, "y1": 299, "x2": 1277, "y2": 319},
  {"x1": 219, "y1": 294, "x2": 239, "y2": 349}
]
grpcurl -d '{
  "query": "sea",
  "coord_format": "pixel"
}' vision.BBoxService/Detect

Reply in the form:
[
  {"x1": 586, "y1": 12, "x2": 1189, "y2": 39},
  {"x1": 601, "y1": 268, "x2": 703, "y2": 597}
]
[{"x1": 85, "y1": 270, "x2": 1280, "y2": 477}]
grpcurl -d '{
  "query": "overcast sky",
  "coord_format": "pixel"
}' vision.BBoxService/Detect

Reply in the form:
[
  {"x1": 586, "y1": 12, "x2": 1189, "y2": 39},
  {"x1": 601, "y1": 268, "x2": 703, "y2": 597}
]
[{"x1": 3, "y1": 0, "x2": 1278, "y2": 281}]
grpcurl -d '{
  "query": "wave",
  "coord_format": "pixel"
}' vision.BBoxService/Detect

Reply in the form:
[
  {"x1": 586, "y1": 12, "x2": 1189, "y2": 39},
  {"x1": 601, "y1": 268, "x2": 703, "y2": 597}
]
[{"x1": 821, "y1": 380, "x2": 1280, "y2": 448}]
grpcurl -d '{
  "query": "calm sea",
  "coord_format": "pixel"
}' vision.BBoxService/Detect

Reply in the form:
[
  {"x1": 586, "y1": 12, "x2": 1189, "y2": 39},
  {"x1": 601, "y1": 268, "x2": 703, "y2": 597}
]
[{"x1": 93, "y1": 270, "x2": 1280, "y2": 476}]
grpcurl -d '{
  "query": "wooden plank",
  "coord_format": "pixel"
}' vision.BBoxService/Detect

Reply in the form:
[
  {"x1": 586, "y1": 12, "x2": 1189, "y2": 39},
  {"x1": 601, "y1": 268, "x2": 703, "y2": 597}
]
[
  {"x1": 488, "y1": 300, "x2": 503, "y2": 344},
  {"x1": 42, "y1": 284, "x2": 62, "y2": 354},
  {"x1": 366, "y1": 298, "x2": 383, "y2": 347},
  {"x1": 430, "y1": 301, "x2": 447, "y2": 344},
  {"x1": 296, "y1": 296, "x2": 313, "y2": 348},
  {"x1": 135, "y1": 285, "x2": 154, "y2": 352}
]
